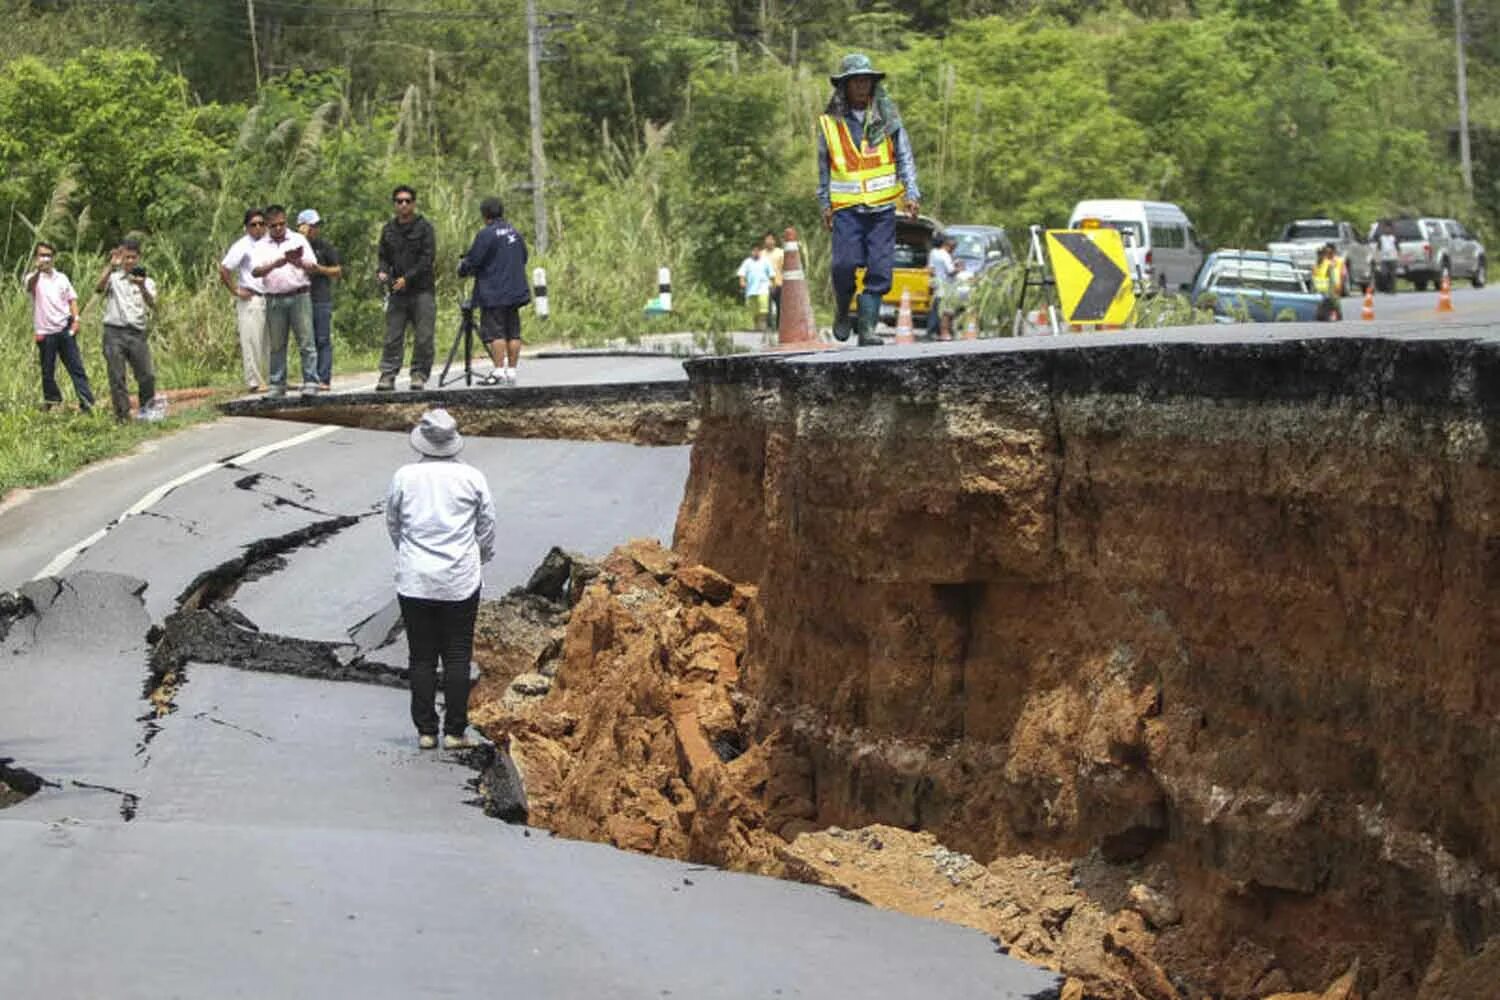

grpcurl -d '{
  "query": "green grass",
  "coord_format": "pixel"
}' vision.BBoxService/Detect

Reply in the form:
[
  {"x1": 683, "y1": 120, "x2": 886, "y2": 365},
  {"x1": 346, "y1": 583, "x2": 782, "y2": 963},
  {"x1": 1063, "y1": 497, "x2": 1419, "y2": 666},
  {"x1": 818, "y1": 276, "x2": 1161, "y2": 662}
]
[{"x1": 0, "y1": 402, "x2": 226, "y2": 499}]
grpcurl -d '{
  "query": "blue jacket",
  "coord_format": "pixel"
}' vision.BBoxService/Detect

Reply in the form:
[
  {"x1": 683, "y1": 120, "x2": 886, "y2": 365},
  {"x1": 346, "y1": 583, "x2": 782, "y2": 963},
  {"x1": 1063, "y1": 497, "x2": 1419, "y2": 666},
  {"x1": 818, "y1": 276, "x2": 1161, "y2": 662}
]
[{"x1": 458, "y1": 220, "x2": 531, "y2": 308}]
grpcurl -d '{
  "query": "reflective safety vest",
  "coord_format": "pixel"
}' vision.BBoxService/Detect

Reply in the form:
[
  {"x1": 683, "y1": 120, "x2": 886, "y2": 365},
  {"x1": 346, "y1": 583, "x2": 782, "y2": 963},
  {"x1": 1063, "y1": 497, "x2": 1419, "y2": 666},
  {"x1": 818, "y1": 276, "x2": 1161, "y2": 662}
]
[
  {"x1": 1312, "y1": 258, "x2": 1338, "y2": 296},
  {"x1": 819, "y1": 113, "x2": 904, "y2": 211}
]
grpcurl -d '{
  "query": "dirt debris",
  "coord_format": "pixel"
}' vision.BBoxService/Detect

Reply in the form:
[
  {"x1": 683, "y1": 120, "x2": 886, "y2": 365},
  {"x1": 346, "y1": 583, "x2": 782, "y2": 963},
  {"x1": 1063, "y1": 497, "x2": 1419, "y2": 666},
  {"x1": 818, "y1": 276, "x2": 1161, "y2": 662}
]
[{"x1": 470, "y1": 542, "x2": 1393, "y2": 1000}]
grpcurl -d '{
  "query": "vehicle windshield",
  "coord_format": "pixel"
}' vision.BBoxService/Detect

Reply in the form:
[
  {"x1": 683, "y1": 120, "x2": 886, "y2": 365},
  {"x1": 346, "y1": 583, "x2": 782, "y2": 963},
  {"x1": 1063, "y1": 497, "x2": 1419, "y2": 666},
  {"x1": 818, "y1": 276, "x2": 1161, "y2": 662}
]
[
  {"x1": 1388, "y1": 219, "x2": 1424, "y2": 240},
  {"x1": 1283, "y1": 222, "x2": 1339, "y2": 240},
  {"x1": 952, "y1": 234, "x2": 988, "y2": 258},
  {"x1": 1209, "y1": 258, "x2": 1307, "y2": 293},
  {"x1": 1089, "y1": 221, "x2": 1144, "y2": 247},
  {"x1": 894, "y1": 242, "x2": 930, "y2": 268}
]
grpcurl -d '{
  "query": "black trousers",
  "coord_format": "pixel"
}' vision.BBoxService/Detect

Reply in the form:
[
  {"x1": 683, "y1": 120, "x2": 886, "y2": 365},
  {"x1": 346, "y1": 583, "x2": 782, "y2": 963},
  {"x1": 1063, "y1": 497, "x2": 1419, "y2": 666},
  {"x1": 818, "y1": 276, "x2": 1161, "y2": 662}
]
[
  {"x1": 36, "y1": 329, "x2": 94, "y2": 409},
  {"x1": 399, "y1": 589, "x2": 479, "y2": 736}
]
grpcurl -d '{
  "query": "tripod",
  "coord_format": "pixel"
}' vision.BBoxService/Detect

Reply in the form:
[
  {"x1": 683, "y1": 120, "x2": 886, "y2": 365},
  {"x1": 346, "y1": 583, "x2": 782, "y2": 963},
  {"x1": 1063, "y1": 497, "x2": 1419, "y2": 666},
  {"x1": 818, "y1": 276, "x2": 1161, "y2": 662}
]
[{"x1": 437, "y1": 289, "x2": 477, "y2": 388}]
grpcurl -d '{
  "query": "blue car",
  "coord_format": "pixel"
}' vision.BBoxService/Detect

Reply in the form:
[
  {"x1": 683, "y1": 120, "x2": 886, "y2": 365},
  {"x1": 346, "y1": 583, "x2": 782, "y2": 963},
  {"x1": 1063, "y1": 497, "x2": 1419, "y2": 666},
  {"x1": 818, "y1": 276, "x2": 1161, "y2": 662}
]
[{"x1": 1191, "y1": 250, "x2": 1335, "y2": 323}]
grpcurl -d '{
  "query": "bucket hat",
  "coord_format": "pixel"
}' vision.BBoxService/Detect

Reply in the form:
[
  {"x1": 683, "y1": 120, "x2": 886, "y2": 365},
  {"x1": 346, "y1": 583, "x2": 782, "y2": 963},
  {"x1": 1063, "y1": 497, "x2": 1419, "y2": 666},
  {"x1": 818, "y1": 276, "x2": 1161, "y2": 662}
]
[
  {"x1": 830, "y1": 53, "x2": 885, "y2": 85},
  {"x1": 410, "y1": 408, "x2": 464, "y2": 457}
]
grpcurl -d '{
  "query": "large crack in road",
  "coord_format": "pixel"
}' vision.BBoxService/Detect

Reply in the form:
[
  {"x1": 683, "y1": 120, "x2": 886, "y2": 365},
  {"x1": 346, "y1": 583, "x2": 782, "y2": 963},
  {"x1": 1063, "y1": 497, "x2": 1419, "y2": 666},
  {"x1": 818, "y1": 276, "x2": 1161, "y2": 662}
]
[{"x1": 147, "y1": 513, "x2": 400, "y2": 708}]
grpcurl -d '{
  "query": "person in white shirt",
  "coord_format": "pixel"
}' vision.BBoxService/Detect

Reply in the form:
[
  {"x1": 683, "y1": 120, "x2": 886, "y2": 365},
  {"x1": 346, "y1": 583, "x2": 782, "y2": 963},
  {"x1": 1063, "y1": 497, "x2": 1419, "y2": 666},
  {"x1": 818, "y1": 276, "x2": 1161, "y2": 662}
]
[
  {"x1": 24, "y1": 241, "x2": 94, "y2": 413},
  {"x1": 94, "y1": 238, "x2": 160, "y2": 423},
  {"x1": 384, "y1": 409, "x2": 497, "y2": 750},
  {"x1": 249, "y1": 204, "x2": 320, "y2": 398},
  {"x1": 218, "y1": 208, "x2": 269, "y2": 393},
  {"x1": 928, "y1": 233, "x2": 962, "y2": 340}
]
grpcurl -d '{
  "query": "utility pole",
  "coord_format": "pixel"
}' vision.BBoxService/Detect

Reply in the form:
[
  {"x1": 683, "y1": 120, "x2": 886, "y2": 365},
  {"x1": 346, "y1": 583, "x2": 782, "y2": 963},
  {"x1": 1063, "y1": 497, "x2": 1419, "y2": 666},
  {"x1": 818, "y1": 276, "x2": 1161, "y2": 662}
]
[
  {"x1": 1455, "y1": 0, "x2": 1474, "y2": 198},
  {"x1": 526, "y1": 0, "x2": 549, "y2": 253},
  {"x1": 246, "y1": 0, "x2": 262, "y2": 90}
]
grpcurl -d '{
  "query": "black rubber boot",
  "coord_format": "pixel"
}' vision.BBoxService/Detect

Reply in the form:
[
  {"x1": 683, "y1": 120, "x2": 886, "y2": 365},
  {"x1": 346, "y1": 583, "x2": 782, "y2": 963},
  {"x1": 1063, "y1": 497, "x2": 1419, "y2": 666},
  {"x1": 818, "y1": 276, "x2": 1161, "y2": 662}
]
[
  {"x1": 832, "y1": 293, "x2": 853, "y2": 342},
  {"x1": 856, "y1": 292, "x2": 882, "y2": 346}
]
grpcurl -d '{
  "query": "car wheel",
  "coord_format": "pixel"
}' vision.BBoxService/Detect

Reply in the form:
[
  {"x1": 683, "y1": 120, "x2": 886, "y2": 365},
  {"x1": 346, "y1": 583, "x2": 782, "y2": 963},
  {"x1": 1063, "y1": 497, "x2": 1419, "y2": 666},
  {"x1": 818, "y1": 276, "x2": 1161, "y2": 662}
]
[
  {"x1": 1474, "y1": 257, "x2": 1487, "y2": 289},
  {"x1": 1412, "y1": 277, "x2": 1429, "y2": 292}
]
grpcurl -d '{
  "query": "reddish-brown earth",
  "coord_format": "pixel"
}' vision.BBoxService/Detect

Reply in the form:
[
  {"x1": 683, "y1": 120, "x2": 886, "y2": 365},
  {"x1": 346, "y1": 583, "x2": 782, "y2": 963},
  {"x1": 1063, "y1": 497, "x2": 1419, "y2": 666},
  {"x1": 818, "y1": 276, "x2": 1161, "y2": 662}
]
[{"x1": 478, "y1": 334, "x2": 1499, "y2": 999}]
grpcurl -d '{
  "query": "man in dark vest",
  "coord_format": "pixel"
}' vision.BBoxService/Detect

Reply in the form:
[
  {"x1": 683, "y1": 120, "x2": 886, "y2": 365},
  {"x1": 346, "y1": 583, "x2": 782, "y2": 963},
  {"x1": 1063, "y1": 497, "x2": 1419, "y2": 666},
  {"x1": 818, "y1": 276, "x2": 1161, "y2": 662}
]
[{"x1": 818, "y1": 53, "x2": 921, "y2": 346}]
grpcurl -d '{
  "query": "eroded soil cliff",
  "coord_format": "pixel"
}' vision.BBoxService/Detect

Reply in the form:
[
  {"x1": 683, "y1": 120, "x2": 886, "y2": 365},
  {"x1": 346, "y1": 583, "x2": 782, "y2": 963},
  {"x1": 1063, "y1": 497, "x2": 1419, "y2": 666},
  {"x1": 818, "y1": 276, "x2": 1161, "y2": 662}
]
[{"x1": 664, "y1": 335, "x2": 1499, "y2": 998}]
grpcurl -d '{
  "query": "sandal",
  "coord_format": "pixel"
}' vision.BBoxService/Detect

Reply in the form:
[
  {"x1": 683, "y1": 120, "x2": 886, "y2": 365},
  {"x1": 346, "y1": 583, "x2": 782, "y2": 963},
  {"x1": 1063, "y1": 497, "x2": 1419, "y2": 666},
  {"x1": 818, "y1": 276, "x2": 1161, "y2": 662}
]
[{"x1": 479, "y1": 372, "x2": 503, "y2": 386}]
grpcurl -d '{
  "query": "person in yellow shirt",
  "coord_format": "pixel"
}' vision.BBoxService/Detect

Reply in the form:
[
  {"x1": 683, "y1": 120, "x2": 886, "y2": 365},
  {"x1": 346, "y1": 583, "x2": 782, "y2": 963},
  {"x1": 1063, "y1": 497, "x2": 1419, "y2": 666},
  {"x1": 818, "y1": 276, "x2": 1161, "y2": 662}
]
[{"x1": 762, "y1": 231, "x2": 785, "y2": 332}]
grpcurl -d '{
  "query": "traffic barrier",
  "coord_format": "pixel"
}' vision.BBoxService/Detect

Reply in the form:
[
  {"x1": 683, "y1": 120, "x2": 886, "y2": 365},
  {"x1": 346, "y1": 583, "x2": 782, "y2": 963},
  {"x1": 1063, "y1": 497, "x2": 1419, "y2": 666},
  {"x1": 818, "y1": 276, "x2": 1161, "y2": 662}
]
[
  {"x1": 776, "y1": 227, "x2": 822, "y2": 348},
  {"x1": 1437, "y1": 271, "x2": 1454, "y2": 313},
  {"x1": 962, "y1": 313, "x2": 978, "y2": 340},
  {"x1": 533, "y1": 267, "x2": 549, "y2": 319},
  {"x1": 894, "y1": 290, "x2": 914, "y2": 344},
  {"x1": 658, "y1": 267, "x2": 673, "y2": 313},
  {"x1": 1361, "y1": 285, "x2": 1375, "y2": 321}
]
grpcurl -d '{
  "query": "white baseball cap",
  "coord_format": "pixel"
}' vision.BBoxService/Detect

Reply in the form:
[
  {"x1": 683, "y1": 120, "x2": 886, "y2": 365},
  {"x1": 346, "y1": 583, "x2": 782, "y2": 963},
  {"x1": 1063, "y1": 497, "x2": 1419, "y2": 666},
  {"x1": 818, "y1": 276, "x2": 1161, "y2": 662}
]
[{"x1": 296, "y1": 208, "x2": 322, "y2": 226}]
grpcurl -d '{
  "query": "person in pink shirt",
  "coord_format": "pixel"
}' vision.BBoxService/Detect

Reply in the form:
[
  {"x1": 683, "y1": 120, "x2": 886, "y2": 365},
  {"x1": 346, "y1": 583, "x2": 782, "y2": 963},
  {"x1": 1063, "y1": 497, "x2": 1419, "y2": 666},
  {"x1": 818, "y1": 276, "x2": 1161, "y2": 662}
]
[
  {"x1": 24, "y1": 242, "x2": 95, "y2": 413},
  {"x1": 250, "y1": 204, "x2": 321, "y2": 398}
]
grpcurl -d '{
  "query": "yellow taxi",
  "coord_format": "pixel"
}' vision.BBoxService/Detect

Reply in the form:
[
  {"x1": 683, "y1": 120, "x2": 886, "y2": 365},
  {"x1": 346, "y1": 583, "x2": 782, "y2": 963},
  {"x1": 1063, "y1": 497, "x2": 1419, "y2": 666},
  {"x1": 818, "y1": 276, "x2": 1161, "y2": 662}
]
[{"x1": 852, "y1": 215, "x2": 940, "y2": 323}]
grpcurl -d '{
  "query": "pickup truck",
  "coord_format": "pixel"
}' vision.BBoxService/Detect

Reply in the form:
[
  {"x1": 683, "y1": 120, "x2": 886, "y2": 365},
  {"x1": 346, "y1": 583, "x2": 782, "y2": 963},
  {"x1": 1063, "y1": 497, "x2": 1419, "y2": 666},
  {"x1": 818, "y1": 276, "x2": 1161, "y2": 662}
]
[
  {"x1": 1369, "y1": 217, "x2": 1488, "y2": 290},
  {"x1": 1266, "y1": 218, "x2": 1371, "y2": 295},
  {"x1": 1191, "y1": 250, "x2": 1334, "y2": 323}
]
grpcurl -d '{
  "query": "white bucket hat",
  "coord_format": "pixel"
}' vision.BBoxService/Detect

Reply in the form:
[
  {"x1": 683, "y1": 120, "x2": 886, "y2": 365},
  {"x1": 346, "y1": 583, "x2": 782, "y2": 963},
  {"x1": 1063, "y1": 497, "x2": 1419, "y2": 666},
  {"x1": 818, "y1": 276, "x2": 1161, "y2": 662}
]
[{"x1": 410, "y1": 408, "x2": 464, "y2": 457}]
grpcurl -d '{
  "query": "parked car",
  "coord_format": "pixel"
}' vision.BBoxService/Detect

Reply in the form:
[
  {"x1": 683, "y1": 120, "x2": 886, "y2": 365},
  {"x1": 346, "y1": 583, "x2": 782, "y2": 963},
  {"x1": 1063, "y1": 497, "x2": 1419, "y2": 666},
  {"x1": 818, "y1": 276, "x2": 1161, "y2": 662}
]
[
  {"x1": 943, "y1": 225, "x2": 1015, "y2": 276},
  {"x1": 1068, "y1": 199, "x2": 1206, "y2": 292},
  {"x1": 1191, "y1": 250, "x2": 1332, "y2": 323},
  {"x1": 853, "y1": 214, "x2": 939, "y2": 322},
  {"x1": 1266, "y1": 218, "x2": 1372, "y2": 294},
  {"x1": 1369, "y1": 217, "x2": 1488, "y2": 290}
]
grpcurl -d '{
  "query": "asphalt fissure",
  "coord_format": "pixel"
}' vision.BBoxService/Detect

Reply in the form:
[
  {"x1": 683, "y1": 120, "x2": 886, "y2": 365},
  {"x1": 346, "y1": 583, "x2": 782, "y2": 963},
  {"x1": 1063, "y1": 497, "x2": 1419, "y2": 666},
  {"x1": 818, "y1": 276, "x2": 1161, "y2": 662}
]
[
  {"x1": 147, "y1": 513, "x2": 403, "y2": 719},
  {"x1": 0, "y1": 758, "x2": 60, "y2": 809}
]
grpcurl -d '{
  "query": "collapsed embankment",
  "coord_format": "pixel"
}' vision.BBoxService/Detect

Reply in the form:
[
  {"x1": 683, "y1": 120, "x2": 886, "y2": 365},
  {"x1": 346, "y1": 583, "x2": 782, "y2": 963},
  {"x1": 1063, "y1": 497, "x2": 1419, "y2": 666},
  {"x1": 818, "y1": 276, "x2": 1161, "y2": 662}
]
[
  {"x1": 658, "y1": 331, "x2": 1498, "y2": 998},
  {"x1": 219, "y1": 380, "x2": 694, "y2": 445}
]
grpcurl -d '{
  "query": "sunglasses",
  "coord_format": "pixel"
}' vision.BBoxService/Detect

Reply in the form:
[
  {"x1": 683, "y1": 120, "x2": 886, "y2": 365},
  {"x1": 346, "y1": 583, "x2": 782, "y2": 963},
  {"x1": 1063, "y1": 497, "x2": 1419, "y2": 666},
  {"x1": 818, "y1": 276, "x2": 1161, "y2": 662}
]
[
  {"x1": 248, "y1": 220, "x2": 266, "y2": 227},
  {"x1": 394, "y1": 197, "x2": 414, "y2": 204}
]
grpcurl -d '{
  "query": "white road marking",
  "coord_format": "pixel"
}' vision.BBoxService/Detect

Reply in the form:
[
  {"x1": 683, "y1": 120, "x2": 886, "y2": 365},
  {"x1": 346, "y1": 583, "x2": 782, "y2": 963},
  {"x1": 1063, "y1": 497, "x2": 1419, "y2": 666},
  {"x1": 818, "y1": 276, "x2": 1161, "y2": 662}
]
[{"x1": 32, "y1": 424, "x2": 342, "y2": 581}]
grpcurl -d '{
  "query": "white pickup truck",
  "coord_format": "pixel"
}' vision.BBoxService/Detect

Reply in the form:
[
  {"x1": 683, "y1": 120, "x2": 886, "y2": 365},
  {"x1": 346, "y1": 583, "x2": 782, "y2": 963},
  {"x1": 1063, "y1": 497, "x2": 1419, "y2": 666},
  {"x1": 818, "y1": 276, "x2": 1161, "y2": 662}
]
[{"x1": 1266, "y1": 219, "x2": 1372, "y2": 295}]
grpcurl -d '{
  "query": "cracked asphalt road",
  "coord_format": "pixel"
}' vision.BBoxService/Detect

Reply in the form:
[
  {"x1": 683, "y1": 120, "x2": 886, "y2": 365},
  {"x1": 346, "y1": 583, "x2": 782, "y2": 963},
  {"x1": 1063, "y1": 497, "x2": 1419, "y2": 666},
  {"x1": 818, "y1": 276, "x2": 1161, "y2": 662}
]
[{"x1": 0, "y1": 398, "x2": 1062, "y2": 998}]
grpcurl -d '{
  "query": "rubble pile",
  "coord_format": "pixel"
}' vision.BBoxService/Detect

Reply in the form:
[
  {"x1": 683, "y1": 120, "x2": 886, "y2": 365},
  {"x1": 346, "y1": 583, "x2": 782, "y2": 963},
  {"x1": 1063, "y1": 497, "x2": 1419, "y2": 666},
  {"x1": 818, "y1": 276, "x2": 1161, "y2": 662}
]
[
  {"x1": 470, "y1": 544, "x2": 1378, "y2": 1000},
  {"x1": 473, "y1": 540, "x2": 798, "y2": 872}
]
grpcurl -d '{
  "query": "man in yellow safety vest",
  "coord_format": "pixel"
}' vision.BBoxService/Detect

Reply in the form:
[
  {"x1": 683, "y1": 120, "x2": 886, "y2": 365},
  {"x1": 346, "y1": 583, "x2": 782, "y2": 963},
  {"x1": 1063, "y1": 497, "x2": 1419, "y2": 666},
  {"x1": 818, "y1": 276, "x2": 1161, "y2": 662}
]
[
  {"x1": 1311, "y1": 243, "x2": 1341, "y2": 321},
  {"x1": 818, "y1": 53, "x2": 921, "y2": 345}
]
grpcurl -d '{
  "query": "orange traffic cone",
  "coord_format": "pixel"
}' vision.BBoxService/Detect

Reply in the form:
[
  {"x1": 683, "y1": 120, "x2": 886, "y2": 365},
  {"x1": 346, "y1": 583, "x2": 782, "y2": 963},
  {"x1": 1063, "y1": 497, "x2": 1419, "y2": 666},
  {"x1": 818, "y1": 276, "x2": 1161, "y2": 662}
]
[
  {"x1": 894, "y1": 290, "x2": 914, "y2": 344},
  {"x1": 1361, "y1": 285, "x2": 1375, "y2": 321},
  {"x1": 962, "y1": 313, "x2": 978, "y2": 340},
  {"x1": 1437, "y1": 271, "x2": 1454, "y2": 313},
  {"x1": 776, "y1": 227, "x2": 825, "y2": 349}
]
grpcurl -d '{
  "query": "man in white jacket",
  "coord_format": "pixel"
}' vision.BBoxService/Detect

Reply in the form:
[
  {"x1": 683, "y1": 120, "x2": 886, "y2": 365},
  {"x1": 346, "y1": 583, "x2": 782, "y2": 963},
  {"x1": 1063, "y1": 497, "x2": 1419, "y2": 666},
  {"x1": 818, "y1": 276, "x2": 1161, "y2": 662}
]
[{"x1": 384, "y1": 409, "x2": 497, "y2": 749}]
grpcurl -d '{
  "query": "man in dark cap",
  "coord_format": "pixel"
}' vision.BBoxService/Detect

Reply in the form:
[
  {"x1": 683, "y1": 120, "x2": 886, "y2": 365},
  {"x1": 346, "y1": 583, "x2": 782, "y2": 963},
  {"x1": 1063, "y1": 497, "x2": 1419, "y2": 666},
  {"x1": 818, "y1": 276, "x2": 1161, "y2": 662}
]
[{"x1": 818, "y1": 52, "x2": 921, "y2": 346}]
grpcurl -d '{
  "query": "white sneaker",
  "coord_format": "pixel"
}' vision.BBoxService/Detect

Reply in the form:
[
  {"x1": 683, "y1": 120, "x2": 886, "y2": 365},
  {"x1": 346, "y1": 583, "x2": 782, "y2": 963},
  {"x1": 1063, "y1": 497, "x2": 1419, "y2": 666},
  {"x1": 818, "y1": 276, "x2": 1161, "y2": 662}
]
[
  {"x1": 418, "y1": 734, "x2": 437, "y2": 750},
  {"x1": 443, "y1": 732, "x2": 478, "y2": 750},
  {"x1": 504, "y1": 368, "x2": 517, "y2": 385}
]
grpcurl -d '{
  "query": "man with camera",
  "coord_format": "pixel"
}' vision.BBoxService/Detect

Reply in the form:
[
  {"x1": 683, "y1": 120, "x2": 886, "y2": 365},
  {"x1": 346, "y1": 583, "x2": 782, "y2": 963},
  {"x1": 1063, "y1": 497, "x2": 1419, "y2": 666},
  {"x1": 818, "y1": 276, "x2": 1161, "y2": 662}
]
[
  {"x1": 250, "y1": 204, "x2": 321, "y2": 398},
  {"x1": 95, "y1": 238, "x2": 160, "y2": 423},
  {"x1": 25, "y1": 241, "x2": 95, "y2": 413},
  {"x1": 375, "y1": 185, "x2": 437, "y2": 392},
  {"x1": 458, "y1": 198, "x2": 530, "y2": 386}
]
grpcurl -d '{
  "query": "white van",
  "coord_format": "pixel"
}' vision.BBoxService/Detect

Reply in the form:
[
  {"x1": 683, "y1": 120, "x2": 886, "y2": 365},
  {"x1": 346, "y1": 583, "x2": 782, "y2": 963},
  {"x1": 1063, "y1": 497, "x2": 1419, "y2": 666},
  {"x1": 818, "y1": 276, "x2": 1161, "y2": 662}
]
[{"x1": 1067, "y1": 200, "x2": 1205, "y2": 292}]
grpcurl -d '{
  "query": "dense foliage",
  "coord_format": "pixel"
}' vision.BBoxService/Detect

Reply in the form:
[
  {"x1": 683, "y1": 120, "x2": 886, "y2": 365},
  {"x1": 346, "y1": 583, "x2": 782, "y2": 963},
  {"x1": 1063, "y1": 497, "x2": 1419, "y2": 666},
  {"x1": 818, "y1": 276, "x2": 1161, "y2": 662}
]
[{"x1": 0, "y1": 0, "x2": 1494, "y2": 351}]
